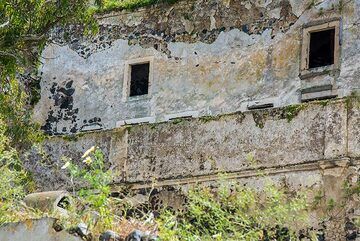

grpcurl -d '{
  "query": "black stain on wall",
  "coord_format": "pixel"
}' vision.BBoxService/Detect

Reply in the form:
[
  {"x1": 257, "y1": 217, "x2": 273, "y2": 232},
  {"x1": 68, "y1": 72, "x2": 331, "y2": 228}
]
[{"x1": 41, "y1": 80, "x2": 79, "y2": 135}]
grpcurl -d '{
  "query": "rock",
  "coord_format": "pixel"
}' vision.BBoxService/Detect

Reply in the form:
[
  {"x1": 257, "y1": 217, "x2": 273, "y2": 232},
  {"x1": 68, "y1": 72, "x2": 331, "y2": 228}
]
[
  {"x1": 125, "y1": 230, "x2": 143, "y2": 241},
  {"x1": 99, "y1": 230, "x2": 122, "y2": 241},
  {"x1": 76, "y1": 222, "x2": 89, "y2": 237},
  {"x1": 146, "y1": 235, "x2": 159, "y2": 241}
]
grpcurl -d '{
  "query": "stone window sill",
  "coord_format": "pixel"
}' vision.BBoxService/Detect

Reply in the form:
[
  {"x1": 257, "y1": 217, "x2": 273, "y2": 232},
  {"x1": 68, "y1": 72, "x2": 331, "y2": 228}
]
[
  {"x1": 299, "y1": 65, "x2": 338, "y2": 80},
  {"x1": 125, "y1": 94, "x2": 150, "y2": 102}
]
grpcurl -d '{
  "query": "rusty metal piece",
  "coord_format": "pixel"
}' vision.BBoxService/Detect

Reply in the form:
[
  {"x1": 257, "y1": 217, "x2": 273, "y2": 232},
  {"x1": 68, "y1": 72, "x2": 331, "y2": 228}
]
[{"x1": 24, "y1": 191, "x2": 73, "y2": 213}]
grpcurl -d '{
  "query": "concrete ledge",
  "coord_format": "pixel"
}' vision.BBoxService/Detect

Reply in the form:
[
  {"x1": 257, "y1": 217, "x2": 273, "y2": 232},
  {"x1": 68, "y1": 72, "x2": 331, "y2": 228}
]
[
  {"x1": 163, "y1": 111, "x2": 199, "y2": 121},
  {"x1": 116, "y1": 117, "x2": 156, "y2": 127},
  {"x1": 113, "y1": 157, "x2": 357, "y2": 190},
  {"x1": 246, "y1": 97, "x2": 278, "y2": 110},
  {"x1": 301, "y1": 85, "x2": 338, "y2": 102},
  {"x1": 30, "y1": 98, "x2": 359, "y2": 191}
]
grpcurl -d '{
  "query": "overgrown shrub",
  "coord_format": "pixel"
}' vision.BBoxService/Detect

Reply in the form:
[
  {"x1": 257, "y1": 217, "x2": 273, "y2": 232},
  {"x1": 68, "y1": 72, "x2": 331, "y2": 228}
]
[
  {"x1": 0, "y1": 118, "x2": 39, "y2": 225},
  {"x1": 2, "y1": 144, "x2": 356, "y2": 241},
  {"x1": 60, "y1": 146, "x2": 116, "y2": 235},
  {"x1": 157, "y1": 179, "x2": 311, "y2": 241}
]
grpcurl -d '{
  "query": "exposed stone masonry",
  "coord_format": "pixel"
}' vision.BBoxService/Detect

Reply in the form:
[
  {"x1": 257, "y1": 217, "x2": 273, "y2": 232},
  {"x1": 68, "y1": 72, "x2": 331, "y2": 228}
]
[{"x1": 50, "y1": 0, "x2": 297, "y2": 58}]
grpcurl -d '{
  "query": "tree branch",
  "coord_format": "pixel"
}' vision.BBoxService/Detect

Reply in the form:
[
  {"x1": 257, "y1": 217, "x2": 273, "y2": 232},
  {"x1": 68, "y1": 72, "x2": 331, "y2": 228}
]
[{"x1": 0, "y1": 21, "x2": 9, "y2": 29}]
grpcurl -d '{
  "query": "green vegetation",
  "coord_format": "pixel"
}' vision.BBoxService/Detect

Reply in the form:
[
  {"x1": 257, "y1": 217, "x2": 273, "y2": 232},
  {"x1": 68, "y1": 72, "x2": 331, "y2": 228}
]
[
  {"x1": 0, "y1": 2, "x2": 103, "y2": 224},
  {"x1": 252, "y1": 112, "x2": 266, "y2": 129},
  {"x1": 346, "y1": 91, "x2": 360, "y2": 109},
  {"x1": 199, "y1": 115, "x2": 221, "y2": 123},
  {"x1": 0, "y1": 0, "x2": 103, "y2": 148},
  {"x1": 0, "y1": 1, "x2": 358, "y2": 239},
  {"x1": 158, "y1": 181, "x2": 310, "y2": 241},
  {"x1": 0, "y1": 143, "x2": 312, "y2": 239},
  {"x1": 0, "y1": 0, "x2": 181, "y2": 152},
  {"x1": 1, "y1": 145, "x2": 359, "y2": 240},
  {"x1": 59, "y1": 146, "x2": 116, "y2": 235},
  {"x1": 0, "y1": 80, "x2": 44, "y2": 148},
  {"x1": 283, "y1": 104, "x2": 306, "y2": 122},
  {"x1": 0, "y1": 0, "x2": 99, "y2": 77},
  {"x1": 0, "y1": 145, "x2": 118, "y2": 233},
  {"x1": 97, "y1": 0, "x2": 180, "y2": 13},
  {"x1": 0, "y1": 119, "x2": 39, "y2": 224},
  {"x1": 0, "y1": 1, "x2": 102, "y2": 224},
  {"x1": 306, "y1": 0, "x2": 316, "y2": 10},
  {"x1": 337, "y1": 0, "x2": 345, "y2": 13}
]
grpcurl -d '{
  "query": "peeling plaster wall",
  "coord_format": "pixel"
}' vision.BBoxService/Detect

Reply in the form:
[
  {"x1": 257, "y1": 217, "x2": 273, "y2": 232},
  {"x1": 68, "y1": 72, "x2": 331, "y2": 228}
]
[{"x1": 34, "y1": 0, "x2": 360, "y2": 135}]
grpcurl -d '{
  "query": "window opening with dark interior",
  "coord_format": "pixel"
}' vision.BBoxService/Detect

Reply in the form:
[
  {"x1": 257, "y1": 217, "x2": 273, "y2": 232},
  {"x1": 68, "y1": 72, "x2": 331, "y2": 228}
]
[
  {"x1": 309, "y1": 28, "x2": 335, "y2": 69},
  {"x1": 129, "y1": 63, "x2": 149, "y2": 97}
]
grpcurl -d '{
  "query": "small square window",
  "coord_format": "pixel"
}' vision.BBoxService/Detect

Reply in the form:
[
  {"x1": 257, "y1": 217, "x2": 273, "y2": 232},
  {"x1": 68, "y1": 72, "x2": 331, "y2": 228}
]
[
  {"x1": 130, "y1": 63, "x2": 149, "y2": 97},
  {"x1": 309, "y1": 29, "x2": 335, "y2": 69},
  {"x1": 122, "y1": 57, "x2": 153, "y2": 101},
  {"x1": 300, "y1": 19, "x2": 340, "y2": 79}
]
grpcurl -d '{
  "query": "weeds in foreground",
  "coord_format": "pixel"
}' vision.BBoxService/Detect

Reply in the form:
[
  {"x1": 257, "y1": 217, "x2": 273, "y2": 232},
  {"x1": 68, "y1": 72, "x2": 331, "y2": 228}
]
[
  {"x1": 157, "y1": 180, "x2": 310, "y2": 241},
  {"x1": 2, "y1": 145, "x2": 358, "y2": 240},
  {"x1": 0, "y1": 118, "x2": 40, "y2": 224},
  {"x1": 59, "y1": 146, "x2": 116, "y2": 235}
]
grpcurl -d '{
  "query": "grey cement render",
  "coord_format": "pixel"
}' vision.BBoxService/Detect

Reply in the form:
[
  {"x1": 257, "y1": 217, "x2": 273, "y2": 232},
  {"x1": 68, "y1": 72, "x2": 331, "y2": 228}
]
[
  {"x1": 27, "y1": 98, "x2": 359, "y2": 190},
  {"x1": 23, "y1": 98, "x2": 359, "y2": 240},
  {"x1": 0, "y1": 218, "x2": 81, "y2": 241},
  {"x1": 33, "y1": 0, "x2": 360, "y2": 135}
]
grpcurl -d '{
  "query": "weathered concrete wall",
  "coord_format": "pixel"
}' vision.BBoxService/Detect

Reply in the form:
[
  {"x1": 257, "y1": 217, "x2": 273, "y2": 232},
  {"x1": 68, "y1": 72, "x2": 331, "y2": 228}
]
[
  {"x1": 33, "y1": 0, "x2": 360, "y2": 135},
  {"x1": 25, "y1": 1, "x2": 360, "y2": 239},
  {"x1": 28, "y1": 98, "x2": 359, "y2": 190},
  {"x1": 25, "y1": 98, "x2": 360, "y2": 240},
  {"x1": 25, "y1": 99, "x2": 360, "y2": 240},
  {"x1": 0, "y1": 218, "x2": 82, "y2": 241}
]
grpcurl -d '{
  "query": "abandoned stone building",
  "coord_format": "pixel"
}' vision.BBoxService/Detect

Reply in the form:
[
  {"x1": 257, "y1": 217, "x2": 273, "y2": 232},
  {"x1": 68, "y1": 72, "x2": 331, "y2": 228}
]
[{"x1": 12, "y1": 0, "x2": 359, "y2": 240}]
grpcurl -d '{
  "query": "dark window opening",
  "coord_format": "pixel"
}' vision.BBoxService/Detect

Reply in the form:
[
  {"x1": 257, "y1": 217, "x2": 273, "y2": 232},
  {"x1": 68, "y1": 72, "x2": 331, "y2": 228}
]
[
  {"x1": 309, "y1": 28, "x2": 335, "y2": 69},
  {"x1": 130, "y1": 63, "x2": 149, "y2": 97}
]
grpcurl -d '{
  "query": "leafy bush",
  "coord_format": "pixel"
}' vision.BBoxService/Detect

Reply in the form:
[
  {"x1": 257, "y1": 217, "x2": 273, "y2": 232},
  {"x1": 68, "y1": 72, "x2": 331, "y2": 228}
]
[
  {"x1": 0, "y1": 80, "x2": 44, "y2": 148},
  {"x1": 59, "y1": 146, "x2": 161, "y2": 238},
  {"x1": 60, "y1": 146, "x2": 116, "y2": 234},
  {"x1": 3, "y1": 143, "x2": 354, "y2": 241},
  {"x1": 157, "y1": 179, "x2": 311, "y2": 241},
  {"x1": 0, "y1": 119, "x2": 39, "y2": 225}
]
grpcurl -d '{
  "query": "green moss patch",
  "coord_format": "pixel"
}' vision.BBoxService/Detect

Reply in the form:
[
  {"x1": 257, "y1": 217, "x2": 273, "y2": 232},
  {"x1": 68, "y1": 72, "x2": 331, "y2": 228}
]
[
  {"x1": 96, "y1": 0, "x2": 180, "y2": 13},
  {"x1": 283, "y1": 104, "x2": 307, "y2": 122}
]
